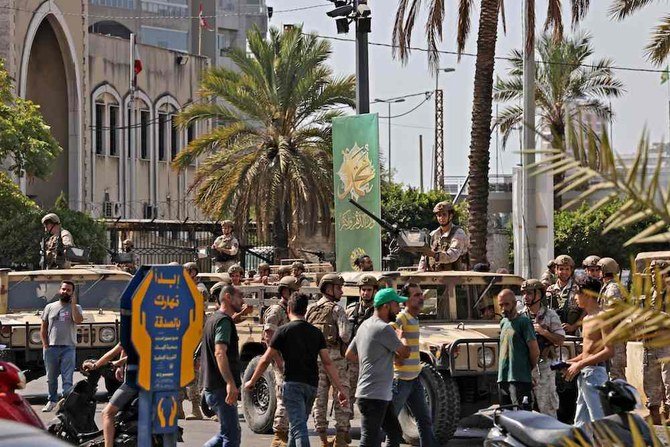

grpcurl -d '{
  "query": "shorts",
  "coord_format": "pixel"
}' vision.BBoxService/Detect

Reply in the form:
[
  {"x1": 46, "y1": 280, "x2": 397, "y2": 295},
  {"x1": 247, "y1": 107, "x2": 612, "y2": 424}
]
[{"x1": 109, "y1": 382, "x2": 138, "y2": 409}]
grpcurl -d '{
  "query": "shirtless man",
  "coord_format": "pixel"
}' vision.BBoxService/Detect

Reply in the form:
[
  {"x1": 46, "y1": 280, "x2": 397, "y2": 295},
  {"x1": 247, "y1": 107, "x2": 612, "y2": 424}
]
[{"x1": 564, "y1": 277, "x2": 614, "y2": 428}]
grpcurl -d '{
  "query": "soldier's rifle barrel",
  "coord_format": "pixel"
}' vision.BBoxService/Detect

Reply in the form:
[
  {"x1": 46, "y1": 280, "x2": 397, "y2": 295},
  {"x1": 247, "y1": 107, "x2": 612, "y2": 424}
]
[
  {"x1": 347, "y1": 199, "x2": 398, "y2": 235},
  {"x1": 472, "y1": 275, "x2": 501, "y2": 310}
]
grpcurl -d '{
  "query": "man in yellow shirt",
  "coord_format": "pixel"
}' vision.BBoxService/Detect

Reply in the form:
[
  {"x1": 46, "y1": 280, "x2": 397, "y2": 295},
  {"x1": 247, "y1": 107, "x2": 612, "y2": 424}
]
[{"x1": 386, "y1": 283, "x2": 438, "y2": 447}]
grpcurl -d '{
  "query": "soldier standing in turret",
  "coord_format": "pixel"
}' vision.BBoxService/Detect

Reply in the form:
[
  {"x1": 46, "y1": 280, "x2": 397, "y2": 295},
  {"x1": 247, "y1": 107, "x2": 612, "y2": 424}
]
[
  {"x1": 211, "y1": 220, "x2": 239, "y2": 273},
  {"x1": 418, "y1": 201, "x2": 469, "y2": 271},
  {"x1": 306, "y1": 274, "x2": 351, "y2": 447},
  {"x1": 41, "y1": 213, "x2": 74, "y2": 269}
]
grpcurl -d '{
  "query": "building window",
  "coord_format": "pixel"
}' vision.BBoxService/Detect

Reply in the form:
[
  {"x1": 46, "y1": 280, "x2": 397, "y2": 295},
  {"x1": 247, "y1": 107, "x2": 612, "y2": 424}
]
[
  {"x1": 140, "y1": 25, "x2": 188, "y2": 51},
  {"x1": 141, "y1": 0, "x2": 188, "y2": 16},
  {"x1": 140, "y1": 110, "x2": 150, "y2": 159},
  {"x1": 126, "y1": 108, "x2": 131, "y2": 158},
  {"x1": 95, "y1": 103, "x2": 105, "y2": 155},
  {"x1": 91, "y1": 0, "x2": 136, "y2": 8},
  {"x1": 170, "y1": 116, "x2": 179, "y2": 160},
  {"x1": 158, "y1": 113, "x2": 167, "y2": 161},
  {"x1": 187, "y1": 123, "x2": 195, "y2": 144},
  {"x1": 109, "y1": 105, "x2": 119, "y2": 156}
]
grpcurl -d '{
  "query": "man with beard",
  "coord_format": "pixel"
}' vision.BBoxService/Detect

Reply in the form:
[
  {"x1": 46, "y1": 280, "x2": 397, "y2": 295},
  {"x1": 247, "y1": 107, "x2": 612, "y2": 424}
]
[
  {"x1": 546, "y1": 255, "x2": 584, "y2": 336},
  {"x1": 354, "y1": 255, "x2": 374, "y2": 272},
  {"x1": 40, "y1": 280, "x2": 84, "y2": 412},
  {"x1": 418, "y1": 201, "x2": 469, "y2": 272},
  {"x1": 497, "y1": 289, "x2": 539, "y2": 409}
]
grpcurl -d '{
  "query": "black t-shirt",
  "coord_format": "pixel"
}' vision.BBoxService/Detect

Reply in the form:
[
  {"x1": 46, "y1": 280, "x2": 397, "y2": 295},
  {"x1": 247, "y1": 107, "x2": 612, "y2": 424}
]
[{"x1": 270, "y1": 319, "x2": 326, "y2": 388}]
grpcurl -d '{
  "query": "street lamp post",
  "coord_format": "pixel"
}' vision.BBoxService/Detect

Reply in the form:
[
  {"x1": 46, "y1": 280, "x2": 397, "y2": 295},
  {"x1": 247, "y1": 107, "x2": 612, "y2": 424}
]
[
  {"x1": 374, "y1": 97, "x2": 406, "y2": 180},
  {"x1": 435, "y1": 67, "x2": 455, "y2": 191}
]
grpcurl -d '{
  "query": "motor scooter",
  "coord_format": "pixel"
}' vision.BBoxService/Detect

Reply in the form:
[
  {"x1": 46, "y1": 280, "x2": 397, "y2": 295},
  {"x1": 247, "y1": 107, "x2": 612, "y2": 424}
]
[
  {"x1": 0, "y1": 360, "x2": 45, "y2": 429},
  {"x1": 484, "y1": 380, "x2": 657, "y2": 447}
]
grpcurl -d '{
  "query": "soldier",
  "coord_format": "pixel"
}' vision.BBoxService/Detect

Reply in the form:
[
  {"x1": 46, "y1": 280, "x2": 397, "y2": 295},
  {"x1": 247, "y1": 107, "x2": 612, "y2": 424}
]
[
  {"x1": 276, "y1": 265, "x2": 292, "y2": 280},
  {"x1": 252, "y1": 262, "x2": 272, "y2": 284},
  {"x1": 306, "y1": 273, "x2": 351, "y2": 447},
  {"x1": 597, "y1": 257, "x2": 626, "y2": 381},
  {"x1": 291, "y1": 261, "x2": 310, "y2": 286},
  {"x1": 520, "y1": 279, "x2": 565, "y2": 417},
  {"x1": 643, "y1": 260, "x2": 670, "y2": 424},
  {"x1": 582, "y1": 255, "x2": 602, "y2": 280},
  {"x1": 263, "y1": 276, "x2": 301, "y2": 447},
  {"x1": 211, "y1": 220, "x2": 239, "y2": 273},
  {"x1": 418, "y1": 201, "x2": 469, "y2": 271},
  {"x1": 345, "y1": 275, "x2": 378, "y2": 432},
  {"x1": 228, "y1": 264, "x2": 244, "y2": 287},
  {"x1": 41, "y1": 213, "x2": 74, "y2": 269},
  {"x1": 541, "y1": 260, "x2": 557, "y2": 288},
  {"x1": 546, "y1": 255, "x2": 584, "y2": 336}
]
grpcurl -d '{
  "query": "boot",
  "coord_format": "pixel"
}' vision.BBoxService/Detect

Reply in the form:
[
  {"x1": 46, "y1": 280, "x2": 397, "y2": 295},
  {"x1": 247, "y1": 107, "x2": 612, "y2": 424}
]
[
  {"x1": 344, "y1": 430, "x2": 352, "y2": 444},
  {"x1": 177, "y1": 400, "x2": 185, "y2": 419},
  {"x1": 649, "y1": 405, "x2": 662, "y2": 425},
  {"x1": 662, "y1": 404, "x2": 670, "y2": 423},
  {"x1": 318, "y1": 432, "x2": 331, "y2": 447},
  {"x1": 334, "y1": 431, "x2": 349, "y2": 447},
  {"x1": 270, "y1": 430, "x2": 288, "y2": 447},
  {"x1": 185, "y1": 400, "x2": 203, "y2": 420}
]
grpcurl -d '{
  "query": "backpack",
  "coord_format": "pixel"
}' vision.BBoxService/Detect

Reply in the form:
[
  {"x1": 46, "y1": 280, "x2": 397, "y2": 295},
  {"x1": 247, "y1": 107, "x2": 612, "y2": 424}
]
[{"x1": 306, "y1": 300, "x2": 339, "y2": 347}]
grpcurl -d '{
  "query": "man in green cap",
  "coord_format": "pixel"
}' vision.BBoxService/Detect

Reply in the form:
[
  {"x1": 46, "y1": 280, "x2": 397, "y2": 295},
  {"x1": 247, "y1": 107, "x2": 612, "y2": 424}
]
[{"x1": 346, "y1": 288, "x2": 410, "y2": 447}]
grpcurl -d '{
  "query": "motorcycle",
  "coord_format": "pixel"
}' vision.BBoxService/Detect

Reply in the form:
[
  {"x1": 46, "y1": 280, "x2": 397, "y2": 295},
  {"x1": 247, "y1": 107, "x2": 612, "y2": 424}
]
[
  {"x1": 484, "y1": 380, "x2": 657, "y2": 447},
  {"x1": 0, "y1": 360, "x2": 44, "y2": 429}
]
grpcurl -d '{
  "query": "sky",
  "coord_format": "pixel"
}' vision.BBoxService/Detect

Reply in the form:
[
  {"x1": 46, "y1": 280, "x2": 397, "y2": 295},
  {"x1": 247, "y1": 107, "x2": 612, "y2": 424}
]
[{"x1": 269, "y1": 1, "x2": 670, "y2": 188}]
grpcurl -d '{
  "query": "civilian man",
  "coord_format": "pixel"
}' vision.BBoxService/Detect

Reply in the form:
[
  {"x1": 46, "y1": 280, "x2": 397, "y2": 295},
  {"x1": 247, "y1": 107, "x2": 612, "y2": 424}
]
[{"x1": 40, "y1": 280, "x2": 83, "y2": 412}]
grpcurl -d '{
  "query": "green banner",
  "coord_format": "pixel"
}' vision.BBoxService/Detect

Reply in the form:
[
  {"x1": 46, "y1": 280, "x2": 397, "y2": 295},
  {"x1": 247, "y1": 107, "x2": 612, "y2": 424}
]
[{"x1": 332, "y1": 114, "x2": 381, "y2": 271}]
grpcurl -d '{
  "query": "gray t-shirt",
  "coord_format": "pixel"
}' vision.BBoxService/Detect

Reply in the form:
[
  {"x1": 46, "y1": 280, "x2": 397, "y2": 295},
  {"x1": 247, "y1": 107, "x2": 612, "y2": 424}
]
[
  {"x1": 42, "y1": 301, "x2": 83, "y2": 346},
  {"x1": 349, "y1": 315, "x2": 402, "y2": 401}
]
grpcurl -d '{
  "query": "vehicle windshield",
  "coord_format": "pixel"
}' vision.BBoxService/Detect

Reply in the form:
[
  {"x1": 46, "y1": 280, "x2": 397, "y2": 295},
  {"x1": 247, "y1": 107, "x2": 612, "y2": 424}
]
[
  {"x1": 420, "y1": 282, "x2": 522, "y2": 321},
  {"x1": 8, "y1": 277, "x2": 129, "y2": 311}
]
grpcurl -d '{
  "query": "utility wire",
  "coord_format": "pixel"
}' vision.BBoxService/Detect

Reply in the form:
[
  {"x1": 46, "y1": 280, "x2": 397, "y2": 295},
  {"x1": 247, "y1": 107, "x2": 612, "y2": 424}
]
[{"x1": 378, "y1": 95, "x2": 433, "y2": 119}]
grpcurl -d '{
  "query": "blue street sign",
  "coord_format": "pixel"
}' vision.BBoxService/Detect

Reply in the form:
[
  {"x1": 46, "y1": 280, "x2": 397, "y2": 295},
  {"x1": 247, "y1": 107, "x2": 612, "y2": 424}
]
[{"x1": 120, "y1": 265, "x2": 204, "y2": 446}]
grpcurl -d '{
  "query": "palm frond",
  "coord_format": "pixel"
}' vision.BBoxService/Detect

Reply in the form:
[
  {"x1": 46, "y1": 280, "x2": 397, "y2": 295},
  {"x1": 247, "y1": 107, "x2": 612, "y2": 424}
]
[
  {"x1": 645, "y1": 14, "x2": 670, "y2": 65},
  {"x1": 609, "y1": 0, "x2": 657, "y2": 20}
]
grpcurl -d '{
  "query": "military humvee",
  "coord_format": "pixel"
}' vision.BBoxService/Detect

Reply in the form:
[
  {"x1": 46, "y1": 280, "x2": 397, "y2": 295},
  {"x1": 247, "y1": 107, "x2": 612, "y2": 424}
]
[{"x1": 0, "y1": 268, "x2": 131, "y2": 381}]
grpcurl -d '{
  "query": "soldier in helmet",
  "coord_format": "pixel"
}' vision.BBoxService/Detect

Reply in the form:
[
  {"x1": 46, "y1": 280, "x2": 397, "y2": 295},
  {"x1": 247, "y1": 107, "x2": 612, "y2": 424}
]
[
  {"x1": 546, "y1": 255, "x2": 584, "y2": 336},
  {"x1": 643, "y1": 260, "x2": 670, "y2": 424},
  {"x1": 184, "y1": 262, "x2": 210, "y2": 302},
  {"x1": 211, "y1": 220, "x2": 239, "y2": 273},
  {"x1": 541, "y1": 260, "x2": 557, "y2": 288},
  {"x1": 227, "y1": 264, "x2": 244, "y2": 286},
  {"x1": 582, "y1": 255, "x2": 602, "y2": 280},
  {"x1": 116, "y1": 239, "x2": 140, "y2": 274},
  {"x1": 276, "y1": 265, "x2": 292, "y2": 280},
  {"x1": 597, "y1": 257, "x2": 626, "y2": 381},
  {"x1": 418, "y1": 201, "x2": 469, "y2": 271},
  {"x1": 291, "y1": 261, "x2": 310, "y2": 286},
  {"x1": 306, "y1": 273, "x2": 351, "y2": 447},
  {"x1": 345, "y1": 275, "x2": 378, "y2": 425},
  {"x1": 41, "y1": 213, "x2": 74, "y2": 269},
  {"x1": 263, "y1": 276, "x2": 301, "y2": 446},
  {"x1": 520, "y1": 279, "x2": 565, "y2": 417},
  {"x1": 252, "y1": 262, "x2": 273, "y2": 285}
]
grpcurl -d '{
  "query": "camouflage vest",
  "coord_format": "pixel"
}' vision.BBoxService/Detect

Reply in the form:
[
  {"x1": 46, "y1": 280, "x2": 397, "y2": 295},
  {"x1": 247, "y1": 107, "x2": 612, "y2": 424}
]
[{"x1": 306, "y1": 300, "x2": 339, "y2": 348}]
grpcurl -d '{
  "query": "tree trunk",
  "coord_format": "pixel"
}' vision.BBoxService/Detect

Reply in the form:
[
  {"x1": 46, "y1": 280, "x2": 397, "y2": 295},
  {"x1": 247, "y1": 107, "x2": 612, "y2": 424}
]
[
  {"x1": 466, "y1": 0, "x2": 500, "y2": 266},
  {"x1": 272, "y1": 201, "x2": 290, "y2": 260}
]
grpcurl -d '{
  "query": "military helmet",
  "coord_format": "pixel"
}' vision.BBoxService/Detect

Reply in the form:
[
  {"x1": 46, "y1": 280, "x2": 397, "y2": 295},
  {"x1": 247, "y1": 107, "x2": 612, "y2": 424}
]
[
  {"x1": 319, "y1": 273, "x2": 344, "y2": 293},
  {"x1": 433, "y1": 201, "x2": 454, "y2": 214},
  {"x1": 183, "y1": 261, "x2": 198, "y2": 272},
  {"x1": 554, "y1": 255, "x2": 575, "y2": 268},
  {"x1": 210, "y1": 280, "x2": 231, "y2": 301},
  {"x1": 278, "y1": 276, "x2": 300, "y2": 293},
  {"x1": 168, "y1": 261, "x2": 181, "y2": 266},
  {"x1": 257, "y1": 262, "x2": 270, "y2": 271},
  {"x1": 521, "y1": 279, "x2": 545, "y2": 293},
  {"x1": 582, "y1": 255, "x2": 602, "y2": 268},
  {"x1": 547, "y1": 259, "x2": 556, "y2": 268},
  {"x1": 228, "y1": 264, "x2": 244, "y2": 275},
  {"x1": 277, "y1": 265, "x2": 292, "y2": 275},
  {"x1": 41, "y1": 213, "x2": 61, "y2": 225},
  {"x1": 597, "y1": 257, "x2": 619, "y2": 275},
  {"x1": 357, "y1": 275, "x2": 379, "y2": 288},
  {"x1": 221, "y1": 220, "x2": 234, "y2": 228},
  {"x1": 291, "y1": 261, "x2": 305, "y2": 271}
]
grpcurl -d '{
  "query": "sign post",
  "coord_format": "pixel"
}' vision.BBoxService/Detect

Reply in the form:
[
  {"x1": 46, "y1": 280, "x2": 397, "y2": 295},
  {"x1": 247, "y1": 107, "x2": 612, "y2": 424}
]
[{"x1": 120, "y1": 265, "x2": 204, "y2": 446}]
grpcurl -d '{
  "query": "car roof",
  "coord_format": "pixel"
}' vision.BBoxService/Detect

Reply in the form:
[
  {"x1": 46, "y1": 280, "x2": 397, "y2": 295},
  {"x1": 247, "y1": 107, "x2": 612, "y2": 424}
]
[
  {"x1": 399, "y1": 270, "x2": 524, "y2": 285},
  {"x1": 8, "y1": 268, "x2": 132, "y2": 281},
  {"x1": 635, "y1": 251, "x2": 670, "y2": 262}
]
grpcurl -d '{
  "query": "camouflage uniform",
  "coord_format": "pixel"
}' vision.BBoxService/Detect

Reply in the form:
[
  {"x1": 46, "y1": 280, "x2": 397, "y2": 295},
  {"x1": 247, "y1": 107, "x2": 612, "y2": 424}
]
[
  {"x1": 418, "y1": 225, "x2": 469, "y2": 271},
  {"x1": 44, "y1": 229, "x2": 74, "y2": 269},
  {"x1": 601, "y1": 280, "x2": 627, "y2": 380},
  {"x1": 212, "y1": 233, "x2": 239, "y2": 273},
  {"x1": 644, "y1": 289, "x2": 670, "y2": 412},
  {"x1": 345, "y1": 300, "x2": 373, "y2": 412},
  {"x1": 540, "y1": 269, "x2": 556, "y2": 288},
  {"x1": 306, "y1": 297, "x2": 351, "y2": 436},
  {"x1": 263, "y1": 301, "x2": 290, "y2": 433},
  {"x1": 522, "y1": 305, "x2": 565, "y2": 417},
  {"x1": 546, "y1": 279, "x2": 582, "y2": 335}
]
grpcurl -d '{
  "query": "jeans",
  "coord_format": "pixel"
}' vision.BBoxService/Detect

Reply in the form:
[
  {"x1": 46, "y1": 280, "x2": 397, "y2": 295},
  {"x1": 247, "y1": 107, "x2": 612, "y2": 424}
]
[
  {"x1": 204, "y1": 387, "x2": 241, "y2": 447},
  {"x1": 574, "y1": 365, "x2": 608, "y2": 427},
  {"x1": 358, "y1": 398, "x2": 403, "y2": 447},
  {"x1": 386, "y1": 378, "x2": 438, "y2": 447},
  {"x1": 44, "y1": 345, "x2": 76, "y2": 403},
  {"x1": 498, "y1": 381, "x2": 533, "y2": 410},
  {"x1": 283, "y1": 382, "x2": 317, "y2": 447}
]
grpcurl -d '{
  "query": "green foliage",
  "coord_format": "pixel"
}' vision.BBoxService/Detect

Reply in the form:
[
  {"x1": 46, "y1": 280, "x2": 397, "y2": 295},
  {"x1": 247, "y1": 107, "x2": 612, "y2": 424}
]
[
  {"x1": 0, "y1": 171, "x2": 42, "y2": 267},
  {"x1": 554, "y1": 200, "x2": 667, "y2": 267},
  {"x1": 0, "y1": 60, "x2": 61, "y2": 179},
  {"x1": 51, "y1": 193, "x2": 107, "y2": 264}
]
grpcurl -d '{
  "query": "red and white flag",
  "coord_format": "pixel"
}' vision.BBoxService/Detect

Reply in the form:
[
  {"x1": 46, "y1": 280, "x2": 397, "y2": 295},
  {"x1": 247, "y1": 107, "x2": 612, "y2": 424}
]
[
  {"x1": 133, "y1": 42, "x2": 142, "y2": 87},
  {"x1": 199, "y1": 3, "x2": 213, "y2": 31}
]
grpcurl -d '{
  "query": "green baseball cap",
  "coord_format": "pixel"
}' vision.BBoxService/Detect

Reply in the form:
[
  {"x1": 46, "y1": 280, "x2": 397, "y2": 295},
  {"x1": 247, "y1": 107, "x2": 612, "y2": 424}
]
[{"x1": 373, "y1": 288, "x2": 407, "y2": 308}]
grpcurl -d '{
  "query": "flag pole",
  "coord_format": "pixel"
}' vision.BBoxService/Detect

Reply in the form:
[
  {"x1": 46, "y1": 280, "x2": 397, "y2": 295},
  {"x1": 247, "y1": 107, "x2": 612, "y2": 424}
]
[
  {"x1": 199, "y1": 21, "x2": 202, "y2": 56},
  {"x1": 129, "y1": 33, "x2": 136, "y2": 219}
]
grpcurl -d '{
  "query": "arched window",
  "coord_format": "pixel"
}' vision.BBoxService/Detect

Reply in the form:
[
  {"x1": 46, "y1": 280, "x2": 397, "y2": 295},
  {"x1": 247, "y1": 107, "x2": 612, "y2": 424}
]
[
  {"x1": 126, "y1": 94, "x2": 151, "y2": 160},
  {"x1": 91, "y1": 85, "x2": 122, "y2": 156},
  {"x1": 155, "y1": 96, "x2": 181, "y2": 162}
]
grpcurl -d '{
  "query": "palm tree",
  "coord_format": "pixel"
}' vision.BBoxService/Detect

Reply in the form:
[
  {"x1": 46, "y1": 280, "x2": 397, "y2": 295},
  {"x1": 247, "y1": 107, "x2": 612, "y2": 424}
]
[
  {"x1": 494, "y1": 33, "x2": 625, "y2": 208},
  {"x1": 392, "y1": 0, "x2": 590, "y2": 264},
  {"x1": 173, "y1": 26, "x2": 356, "y2": 257},
  {"x1": 609, "y1": 0, "x2": 670, "y2": 65}
]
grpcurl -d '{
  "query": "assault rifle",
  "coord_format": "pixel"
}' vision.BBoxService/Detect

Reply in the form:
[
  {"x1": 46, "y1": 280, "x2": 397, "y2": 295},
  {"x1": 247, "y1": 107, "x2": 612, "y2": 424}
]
[
  {"x1": 347, "y1": 199, "x2": 431, "y2": 256},
  {"x1": 299, "y1": 249, "x2": 335, "y2": 264}
]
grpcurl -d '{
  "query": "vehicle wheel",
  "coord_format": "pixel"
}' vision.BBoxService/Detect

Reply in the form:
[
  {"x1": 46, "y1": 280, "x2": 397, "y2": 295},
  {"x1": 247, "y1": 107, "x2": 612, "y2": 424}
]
[
  {"x1": 241, "y1": 355, "x2": 276, "y2": 434},
  {"x1": 398, "y1": 363, "x2": 460, "y2": 445}
]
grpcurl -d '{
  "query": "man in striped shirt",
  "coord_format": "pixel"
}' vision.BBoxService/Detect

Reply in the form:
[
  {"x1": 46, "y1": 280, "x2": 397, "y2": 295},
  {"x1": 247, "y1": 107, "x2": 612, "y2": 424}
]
[{"x1": 386, "y1": 283, "x2": 438, "y2": 447}]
